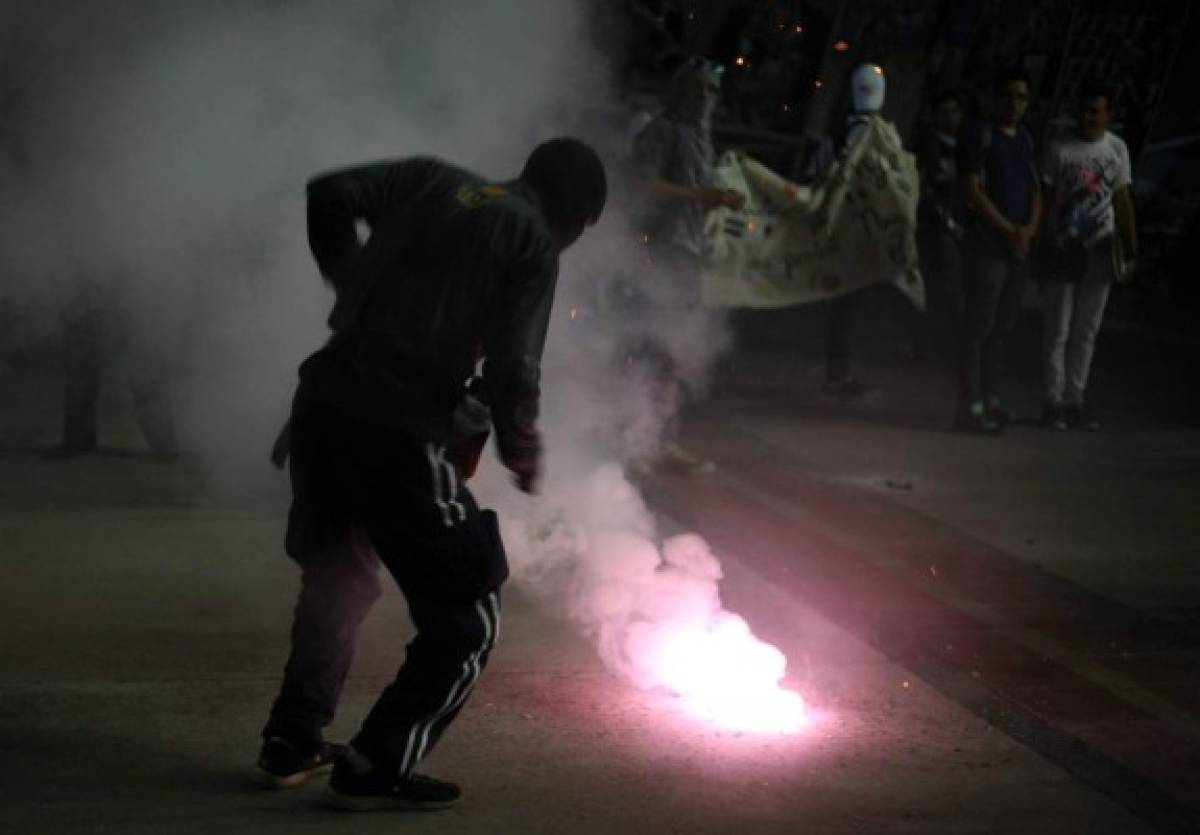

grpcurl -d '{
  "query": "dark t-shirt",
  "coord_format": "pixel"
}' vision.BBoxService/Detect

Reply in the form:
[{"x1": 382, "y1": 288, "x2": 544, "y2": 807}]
[
  {"x1": 917, "y1": 128, "x2": 963, "y2": 226},
  {"x1": 958, "y1": 120, "x2": 1038, "y2": 248},
  {"x1": 301, "y1": 157, "x2": 559, "y2": 444}
]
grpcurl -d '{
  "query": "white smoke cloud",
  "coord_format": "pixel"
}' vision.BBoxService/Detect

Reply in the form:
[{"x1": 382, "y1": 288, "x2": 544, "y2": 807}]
[{"x1": 0, "y1": 0, "x2": 798, "y2": 722}]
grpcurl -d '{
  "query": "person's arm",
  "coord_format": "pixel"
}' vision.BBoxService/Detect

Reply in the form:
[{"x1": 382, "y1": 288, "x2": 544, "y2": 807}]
[
  {"x1": 963, "y1": 173, "x2": 1015, "y2": 238},
  {"x1": 1114, "y1": 186, "x2": 1136, "y2": 257},
  {"x1": 645, "y1": 178, "x2": 744, "y2": 208},
  {"x1": 1015, "y1": 182, "x2": 1041, "y2": 257},
  {"x1": 1020, "y1": 136, "x2": 1044, "y2": 247},
  {"x1": 305, "y1": 158, "x2": 435, "y2": 288},
  {"x1": 632, "y1": 117, "x2": 744, "y2": 210},
  {"x1": 1113, "y1": 138, "x2": 1137, "y2": 266},
  {"x1": 482, "y1": 250, "x2": 558, "y2": 494},
  {"x1": 959, "y1": 123, "x2": 1017, "y2": 240},
  {"x1": 839, "y1": 118, "x2": 870, "y2": 163}
]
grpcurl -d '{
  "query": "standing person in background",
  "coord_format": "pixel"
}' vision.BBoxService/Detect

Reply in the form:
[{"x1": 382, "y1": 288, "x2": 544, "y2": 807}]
[
  {"x1": 1038, "y1": 80, "x2": 1137, "y2": 431},
  {"x1": 914, "y1": 89, "x2": 966, "y2": 363},
  {"x1": 256, "y1": 138, "x2": 606, "y2": 811},
  {"x1": 821, "y1": 62, "x2": 890, "y2": 402},
  {"x1": 47, "y1": 278, "x2": 179, "y2": 460},
  {"x1": 630, "y1": 57, "x2": 744, "y2": 474},
  {"x1": 955, "y1": 67, "x2": 1041, "y2": 434}
]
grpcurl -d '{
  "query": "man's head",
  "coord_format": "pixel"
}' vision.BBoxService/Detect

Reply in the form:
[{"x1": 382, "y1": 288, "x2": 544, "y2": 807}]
[
  {"x1": 931, "y1": 89, "x2": 962, "y2": 137},
  {"x1": 667, "y1": 57, "x2": 723, "y2": 128},
  {"x1": 520, "y1": 137, "x2": 607, "y2": 249},
  {"x1": 849, "y1": 63, "x2": 886, "y2": 114},
  {"x1": 1075, "y1": 79, "x2": 1112, "y2": 141},
  {"x1": 993, "y1": 67, "x2": 1030, "y2": 128}
]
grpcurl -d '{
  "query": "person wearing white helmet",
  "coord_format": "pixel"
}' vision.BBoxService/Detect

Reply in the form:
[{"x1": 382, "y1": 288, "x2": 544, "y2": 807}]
[{"x1": 821, "y1": 62, "x2": 889, "y2": 402}]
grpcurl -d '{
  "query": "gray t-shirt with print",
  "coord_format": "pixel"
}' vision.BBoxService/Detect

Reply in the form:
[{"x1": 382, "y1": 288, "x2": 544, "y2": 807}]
[{"x1": 1041, "y1": 130, "x2": 1132, "y2": 246}]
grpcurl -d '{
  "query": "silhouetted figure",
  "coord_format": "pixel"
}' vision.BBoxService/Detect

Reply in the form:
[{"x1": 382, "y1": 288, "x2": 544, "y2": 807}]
[
  {"x1": 629, "y1": 57, "x2": 744, "y2": 474},
  {"x1": 256, "y1": 139, "x2": 606, "y2": 811},
  {"x1": 821, "y1": 63, "x2": 891, "y2": 402},
  {"x1": 956, "y1": 68, "x2": 1042, "y2": 434},
  {"x1": 49, "y1": 279, "x2": 178, "y2": 459}
]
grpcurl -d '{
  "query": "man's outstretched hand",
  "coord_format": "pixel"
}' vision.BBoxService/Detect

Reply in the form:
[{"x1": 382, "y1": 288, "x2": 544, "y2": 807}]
[
  {"x1": 498, "y1": 431, "x2": 542, "y2": 495},
  {"x1": 512, "y1": 466, "x2": 540, "y2": 495}
]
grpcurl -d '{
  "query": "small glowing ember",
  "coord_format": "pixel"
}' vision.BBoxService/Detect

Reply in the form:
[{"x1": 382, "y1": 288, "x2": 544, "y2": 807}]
[{"x1": 635, "y1": 613, "x2": 806, "y2": 733}]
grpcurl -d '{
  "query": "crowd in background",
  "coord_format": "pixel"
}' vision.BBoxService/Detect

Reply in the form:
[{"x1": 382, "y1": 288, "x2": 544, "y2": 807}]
[
  {"x1": 1, "y1": 0, "x2": 1193, "y2": 461},
  {"x1": 603, "y1": 0, "x2": 1173, "y2": 437}
]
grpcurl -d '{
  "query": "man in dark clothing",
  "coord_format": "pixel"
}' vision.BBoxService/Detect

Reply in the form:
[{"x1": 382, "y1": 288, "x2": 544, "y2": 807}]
[
  {"x1": 956, "y1": 68, "x2": 1042, "y2": 433},
  {"x1": 914, "y1": 89, "x2": 966, "y2": 361},
  {"x1": 256, "y1": 138, "x2": 607, "y2": 811}
]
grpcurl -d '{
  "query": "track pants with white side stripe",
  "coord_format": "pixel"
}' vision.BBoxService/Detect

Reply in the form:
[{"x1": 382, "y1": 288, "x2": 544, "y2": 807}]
[{"x1": 264, "y1": 386, "x2": 508, "y2": 774}]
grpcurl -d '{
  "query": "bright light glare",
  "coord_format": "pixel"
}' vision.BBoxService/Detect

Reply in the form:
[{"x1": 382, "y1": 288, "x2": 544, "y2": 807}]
[{"x1": 642, "y1": 614, "x2": 807, "y2": 733}]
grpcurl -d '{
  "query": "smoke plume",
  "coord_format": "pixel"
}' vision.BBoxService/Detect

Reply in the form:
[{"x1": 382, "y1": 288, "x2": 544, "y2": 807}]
[{"x1": 0, "y1": 0, "x2": 796, "y2": 719}]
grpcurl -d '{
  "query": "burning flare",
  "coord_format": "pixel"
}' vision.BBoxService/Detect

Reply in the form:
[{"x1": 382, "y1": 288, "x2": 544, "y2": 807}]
[
  {"x1": 586, "y1": 528, "x2": 807, "y2": 734},
  {"x1": 629, "y1": 612, "x2": 807, "y2": 733},
  {"x1": 499, "y1": 465, "x2": 807, "y2": 735}
]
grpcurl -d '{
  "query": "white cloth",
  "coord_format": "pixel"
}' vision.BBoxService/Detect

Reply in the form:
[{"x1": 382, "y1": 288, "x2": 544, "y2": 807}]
[
  {"x1": 700, "y1": 114, "x2": 924, "y2": 310},
  {"x1": 1041, "y1": 131, "x2": 1131, "y2": 246}
]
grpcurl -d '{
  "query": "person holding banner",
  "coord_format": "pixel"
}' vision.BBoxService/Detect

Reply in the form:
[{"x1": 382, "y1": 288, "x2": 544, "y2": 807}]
[
  {"x1": 956, "y1": 67, "x2": 1042, "y2": 435},
  {"x1": 630, "y1": 56, "x2": 744, "y2": 474},
  {"x1": 821, "y1": 63, "x2": 892, "y2": 402}
]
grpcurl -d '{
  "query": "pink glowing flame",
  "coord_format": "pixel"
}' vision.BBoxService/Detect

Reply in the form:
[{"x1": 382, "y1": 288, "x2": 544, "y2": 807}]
[{"x1": 632, "y1": 613, "x2": 807, "y2": 733}]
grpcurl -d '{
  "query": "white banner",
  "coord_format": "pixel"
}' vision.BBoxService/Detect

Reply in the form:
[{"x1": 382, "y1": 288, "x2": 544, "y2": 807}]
[{"x1": 701, "y1": 115, "x2": 925, "y2": 310}]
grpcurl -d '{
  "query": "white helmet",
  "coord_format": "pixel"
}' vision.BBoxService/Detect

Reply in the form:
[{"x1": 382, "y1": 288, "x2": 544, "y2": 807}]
[{"x1": 850, "y1": 63, "x2": 886, "y2": 113}]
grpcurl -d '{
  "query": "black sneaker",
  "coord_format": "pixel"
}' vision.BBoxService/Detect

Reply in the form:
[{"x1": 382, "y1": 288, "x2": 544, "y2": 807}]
[
  {"x1": 254, "y1": 737, "x2": 342, "y2": 789},
  {"x1": 324, "y1": 760, "x2": 461, "y2": 811},
  {"x1": 1064, "y1": 404, "x2": 1099, "y2": 431},
  {"x1": 1042, "y1": 403, "x2": 1068, "y2": 431}
]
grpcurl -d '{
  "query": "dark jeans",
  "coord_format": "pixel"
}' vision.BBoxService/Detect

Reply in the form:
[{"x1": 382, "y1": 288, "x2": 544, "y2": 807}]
[
  {"x1": 959, "y1": 248, "x2": 1028, "y2": 407},
  {"x1": 264, "y1": 387, "x2": 507, "y2": 776}
]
